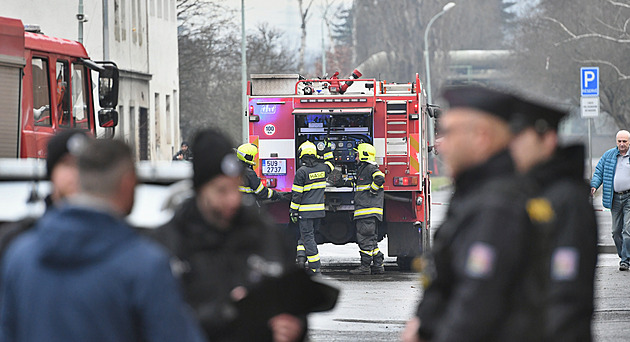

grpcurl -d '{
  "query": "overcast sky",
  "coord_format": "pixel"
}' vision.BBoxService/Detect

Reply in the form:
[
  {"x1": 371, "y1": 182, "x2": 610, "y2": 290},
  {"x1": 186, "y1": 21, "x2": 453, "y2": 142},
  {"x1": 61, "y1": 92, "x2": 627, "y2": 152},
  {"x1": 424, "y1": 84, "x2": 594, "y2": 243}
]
[{"x1": 223, "y1": 0, "x2": 352, "y2": 54}]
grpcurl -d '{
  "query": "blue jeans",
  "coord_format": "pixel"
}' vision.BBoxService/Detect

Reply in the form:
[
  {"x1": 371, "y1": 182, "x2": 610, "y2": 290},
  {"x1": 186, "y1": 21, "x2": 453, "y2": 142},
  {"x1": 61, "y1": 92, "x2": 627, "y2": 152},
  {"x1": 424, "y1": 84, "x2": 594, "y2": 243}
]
[{"x1": 611, "y1": 192, "x2": 630, "y2": 264}]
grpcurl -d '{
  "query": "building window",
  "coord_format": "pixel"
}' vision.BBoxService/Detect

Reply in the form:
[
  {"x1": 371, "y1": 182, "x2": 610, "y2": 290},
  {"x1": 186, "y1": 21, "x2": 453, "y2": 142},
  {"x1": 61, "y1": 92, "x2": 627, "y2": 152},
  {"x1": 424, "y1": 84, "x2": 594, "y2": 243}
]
[
  {"x1": 114, "y1": 0, "x2": 121, "y2": 41},
  {"x1": 138, "y1": 0, "x2": 143, "y2": 46},
  {"x1": 164, "y1": 0, "x2": 169, "y2": 21},
  {"x1": 157, "y1": 0, "x2": 162, "y2": 18},
  {"x1": 154, "y1": 93, "x2": 161, "y2": 146},
  {"x1": 32, "y1": 57, "x2": 51, "y2": 127},
  {"x1": 131, "y1": 0, "x2": 137, "y2": 44},
  {"x1": 121, "y1": 0, "x2": 127, "y2": 41},
  {"x1": 150, "y1": 0, "x2": 154, "y2": 16},
  {"x1": 165, "y1": 94, "x2": 171, "y2": 144},
  {"x1": 171, "y1": 0, "x2": 176, "y2": 21}
]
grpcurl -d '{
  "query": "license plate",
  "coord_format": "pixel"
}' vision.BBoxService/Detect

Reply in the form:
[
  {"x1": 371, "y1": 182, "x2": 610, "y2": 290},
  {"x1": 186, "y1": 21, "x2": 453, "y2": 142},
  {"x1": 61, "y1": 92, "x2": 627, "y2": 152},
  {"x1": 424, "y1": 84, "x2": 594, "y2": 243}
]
[{"x1": 261, "y1": 159, "x2": 286, "y2": 175}]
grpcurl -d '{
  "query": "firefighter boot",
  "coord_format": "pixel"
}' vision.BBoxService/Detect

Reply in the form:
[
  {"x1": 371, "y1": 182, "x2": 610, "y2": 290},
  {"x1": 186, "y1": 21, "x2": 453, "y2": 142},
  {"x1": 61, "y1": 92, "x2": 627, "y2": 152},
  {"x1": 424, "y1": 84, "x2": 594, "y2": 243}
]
[
  {"x1": 371, "y1": 251, "x2": 385, "y2": 275},
  {"x1": 350, "y1": 253, "x2": 372, "y2": 275}
]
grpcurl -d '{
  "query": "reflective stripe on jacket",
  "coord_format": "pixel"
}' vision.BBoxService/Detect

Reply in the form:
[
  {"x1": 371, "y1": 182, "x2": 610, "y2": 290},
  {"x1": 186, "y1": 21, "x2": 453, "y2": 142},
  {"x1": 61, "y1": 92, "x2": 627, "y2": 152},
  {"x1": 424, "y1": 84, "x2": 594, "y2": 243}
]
[
  {"x1": 353, "y1": 162, "x2": 385, "y2": 220},
  {"x1": 240, "y1": 167, "x2": 275, "y2": 200},
  {"x1": 290, "y1": 159, "x2": 334, "y2": 218}
]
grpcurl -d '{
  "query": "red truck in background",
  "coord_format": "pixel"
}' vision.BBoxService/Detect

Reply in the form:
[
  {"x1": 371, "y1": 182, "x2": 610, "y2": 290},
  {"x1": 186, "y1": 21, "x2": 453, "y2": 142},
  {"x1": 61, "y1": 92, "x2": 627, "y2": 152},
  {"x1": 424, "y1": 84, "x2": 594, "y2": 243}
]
[
  {"x1": 0, "y1": 16, "x2": 119, "y2": 159},
  {"x1": 247, "y1": 72, "x2": 435, "y2": 269}
]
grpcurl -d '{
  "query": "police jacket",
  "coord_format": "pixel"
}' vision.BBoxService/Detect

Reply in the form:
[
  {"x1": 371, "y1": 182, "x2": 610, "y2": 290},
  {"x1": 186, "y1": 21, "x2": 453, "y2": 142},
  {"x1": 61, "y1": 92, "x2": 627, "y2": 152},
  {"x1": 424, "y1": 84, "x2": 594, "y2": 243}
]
[
  {"x1": 416, "y1": 150, "x2": 543, "y2": 342},
  {"x1": 240, "y1": 164, "x2": 279, "y2": 202},
  {"x1": 525, "y1": 145, "x2": 598, "y2": 341},
  {"x1": 151, "y1": 199, "x2": 302, "y2": 342},
  {"x1": 590, "y1": 146, "x2": 620, "y2": 209},
  {"x1": 352, "y1": 161, "x2": 385, "y2": 221},
  {"x1": 290, "y1": 156, "x2": 334, "y2": 219}
]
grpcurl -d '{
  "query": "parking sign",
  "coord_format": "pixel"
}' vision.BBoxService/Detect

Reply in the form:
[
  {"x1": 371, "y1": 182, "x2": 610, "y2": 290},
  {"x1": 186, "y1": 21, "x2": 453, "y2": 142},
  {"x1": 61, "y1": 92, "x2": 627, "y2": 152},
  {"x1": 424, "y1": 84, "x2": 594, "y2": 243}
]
[{"x1": 581, "y1": 67, "x2": 599, "y2": 96}]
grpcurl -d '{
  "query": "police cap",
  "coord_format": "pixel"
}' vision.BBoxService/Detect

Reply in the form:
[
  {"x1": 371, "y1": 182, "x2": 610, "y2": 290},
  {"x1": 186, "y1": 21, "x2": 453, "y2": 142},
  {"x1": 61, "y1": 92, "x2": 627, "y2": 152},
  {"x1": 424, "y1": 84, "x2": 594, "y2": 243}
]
[
  {"x1": 441, "y1": 84, "x2": 521, "y2": 123},
  {"x1": 510, "y1": 97, "x2": 568, "y2": 134}
]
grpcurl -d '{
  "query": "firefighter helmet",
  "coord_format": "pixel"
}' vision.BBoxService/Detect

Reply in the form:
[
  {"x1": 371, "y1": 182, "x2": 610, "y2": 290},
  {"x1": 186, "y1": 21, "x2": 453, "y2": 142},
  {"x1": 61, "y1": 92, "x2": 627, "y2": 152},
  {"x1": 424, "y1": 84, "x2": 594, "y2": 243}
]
[
  {"x1": 236, "y1": 143, "x2": 258, "y2": 165},
  {"x1": 297, "y1": 141, "x2": 317, "y2": 159},
  {"x1": 356, "y1": 143, "x2": 376, "y2": 162}
]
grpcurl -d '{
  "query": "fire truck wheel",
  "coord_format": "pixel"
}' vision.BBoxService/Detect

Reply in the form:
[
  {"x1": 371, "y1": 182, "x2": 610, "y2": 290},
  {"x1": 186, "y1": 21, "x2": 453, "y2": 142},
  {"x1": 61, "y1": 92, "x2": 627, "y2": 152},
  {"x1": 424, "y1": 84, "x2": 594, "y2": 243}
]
[{"x1": 397, "y1": 256, "x2": 413, "y2": 271}]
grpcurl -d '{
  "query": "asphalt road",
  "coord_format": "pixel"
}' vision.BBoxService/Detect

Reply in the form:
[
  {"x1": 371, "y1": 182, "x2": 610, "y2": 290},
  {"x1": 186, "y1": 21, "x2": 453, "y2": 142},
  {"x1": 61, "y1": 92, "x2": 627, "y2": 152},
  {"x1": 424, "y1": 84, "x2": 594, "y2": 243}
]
[{"x1": 306, "y1": 189, "x2": 628, "y2": 342}]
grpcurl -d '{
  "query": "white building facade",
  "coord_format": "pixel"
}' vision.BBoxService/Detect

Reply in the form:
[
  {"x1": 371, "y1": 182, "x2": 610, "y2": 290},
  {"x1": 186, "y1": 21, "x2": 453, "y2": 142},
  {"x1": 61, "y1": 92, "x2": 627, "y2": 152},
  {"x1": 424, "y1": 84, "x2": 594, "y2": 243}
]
[{"x1": 3, "y1": 0, "x2": 181, "y2": 160}]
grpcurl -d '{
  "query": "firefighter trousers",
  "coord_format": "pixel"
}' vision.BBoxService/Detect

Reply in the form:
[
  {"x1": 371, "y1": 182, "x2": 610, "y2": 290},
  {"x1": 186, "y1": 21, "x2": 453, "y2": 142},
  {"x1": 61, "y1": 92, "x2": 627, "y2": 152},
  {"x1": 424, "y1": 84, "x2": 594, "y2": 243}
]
[
  {"x1": 297, "y1": 218, "x2": 321, "y2": 271},
  {"x1": 356, "y1": 217, "x2": 381, "y2": 262}
]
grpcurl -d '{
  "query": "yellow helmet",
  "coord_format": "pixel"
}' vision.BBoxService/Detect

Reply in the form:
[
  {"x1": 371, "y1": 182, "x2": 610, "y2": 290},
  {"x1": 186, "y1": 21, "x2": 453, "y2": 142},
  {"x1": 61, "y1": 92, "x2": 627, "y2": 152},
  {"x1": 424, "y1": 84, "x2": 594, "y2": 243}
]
[
  {"x1": 297, "y1": 141, "x2": 317, "y2": 159},
  {"x1": 356, "y1": 143, "x2": 376, "y2": 162},
  {"x1": 237, "y1": 143, "x2": 258, "y2": 165}
]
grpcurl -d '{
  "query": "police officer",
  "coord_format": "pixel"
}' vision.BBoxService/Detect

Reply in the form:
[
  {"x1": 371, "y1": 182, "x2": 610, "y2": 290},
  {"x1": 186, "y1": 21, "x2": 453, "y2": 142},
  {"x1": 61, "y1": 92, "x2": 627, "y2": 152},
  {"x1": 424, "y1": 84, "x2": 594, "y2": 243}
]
[
  {"x1": 236, "y1": 143, "x2": 284, "y2": 205},
  {"x1": 402, "y1": 85, "x2": 543, "y2": 342},
  {"x1": 291, "y1": 141, "x2": 334, "y2": 273},
  {"x1": 509, "y1": 100, "x2": 598, "y2": 341},
  {"x1": 348, "y1": 143, "x2": 386, "y2": 275}
]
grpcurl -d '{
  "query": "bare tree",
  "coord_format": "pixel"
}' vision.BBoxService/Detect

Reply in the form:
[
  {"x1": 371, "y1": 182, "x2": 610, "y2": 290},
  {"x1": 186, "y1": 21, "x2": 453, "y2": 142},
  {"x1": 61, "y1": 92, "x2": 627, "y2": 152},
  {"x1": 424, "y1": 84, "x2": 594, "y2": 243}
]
[
  {"x1": 511, "y1": 0, "x2": 630, "y2": 131},
  {"x1": 297, "y1": 0, "x2": 315, "y2": 73}
]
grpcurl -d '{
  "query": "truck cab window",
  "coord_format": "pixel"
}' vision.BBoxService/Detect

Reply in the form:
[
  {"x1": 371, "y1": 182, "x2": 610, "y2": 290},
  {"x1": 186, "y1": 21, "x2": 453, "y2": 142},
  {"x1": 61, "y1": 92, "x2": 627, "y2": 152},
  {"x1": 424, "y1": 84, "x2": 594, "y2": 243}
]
[
  {"x1": 72, "y1": 63, "x2": 89, "y2": 129},
  {"x1": 56, "y1": 61, "x2": 71, "y2": 127},
  {"x1": 32, "y1": 57, "x2": 51, "y2": 126}
]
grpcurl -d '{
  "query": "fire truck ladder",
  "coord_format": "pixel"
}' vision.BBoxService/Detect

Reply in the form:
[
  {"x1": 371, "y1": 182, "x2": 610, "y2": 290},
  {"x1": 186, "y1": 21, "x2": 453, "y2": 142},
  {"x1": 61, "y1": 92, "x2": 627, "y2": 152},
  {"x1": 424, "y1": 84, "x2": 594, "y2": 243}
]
[{"x1": 384, "y1": 100, "x2": 410, "y2": 173}]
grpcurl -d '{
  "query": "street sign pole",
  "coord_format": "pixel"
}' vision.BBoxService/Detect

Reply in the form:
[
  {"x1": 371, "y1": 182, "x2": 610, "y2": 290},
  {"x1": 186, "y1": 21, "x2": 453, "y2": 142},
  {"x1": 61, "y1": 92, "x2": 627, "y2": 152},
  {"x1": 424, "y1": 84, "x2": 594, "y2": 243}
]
[{"x1": 581, "y1": 67, "x2": 599, "y2": 178}]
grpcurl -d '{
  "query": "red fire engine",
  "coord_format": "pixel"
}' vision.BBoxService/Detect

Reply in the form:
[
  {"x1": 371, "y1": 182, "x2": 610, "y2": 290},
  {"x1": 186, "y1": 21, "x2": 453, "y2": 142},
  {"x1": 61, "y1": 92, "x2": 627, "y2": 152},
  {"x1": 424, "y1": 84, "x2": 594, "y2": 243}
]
[
  {"x1": 0, "y1": 16, "x2": 119, "y2": 159},
  {"x1": 247, "y1": 71, "x2": 434, "y2": 268}
]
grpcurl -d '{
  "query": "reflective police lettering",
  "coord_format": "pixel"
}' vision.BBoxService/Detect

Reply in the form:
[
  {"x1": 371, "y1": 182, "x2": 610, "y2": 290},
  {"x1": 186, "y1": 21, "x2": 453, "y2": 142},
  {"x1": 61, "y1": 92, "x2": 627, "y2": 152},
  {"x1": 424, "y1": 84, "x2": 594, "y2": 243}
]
[{"x1": 309, "y1": 171, "x2": 325, "y2": 180}]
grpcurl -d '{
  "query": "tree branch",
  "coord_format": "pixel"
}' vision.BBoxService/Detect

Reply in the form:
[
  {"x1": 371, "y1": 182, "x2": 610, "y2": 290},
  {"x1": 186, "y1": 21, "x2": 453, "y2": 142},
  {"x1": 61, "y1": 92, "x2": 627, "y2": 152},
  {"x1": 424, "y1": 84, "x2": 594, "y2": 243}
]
[
  {"x1": 574, "y1": 58, "x2": 630, "y2": 80},
  {"x1": 542, "y1": 16, "x2": 576, "y2": 38},
  {"x1": 609, "y1": 0, "x2": 630, "y2": 9}
]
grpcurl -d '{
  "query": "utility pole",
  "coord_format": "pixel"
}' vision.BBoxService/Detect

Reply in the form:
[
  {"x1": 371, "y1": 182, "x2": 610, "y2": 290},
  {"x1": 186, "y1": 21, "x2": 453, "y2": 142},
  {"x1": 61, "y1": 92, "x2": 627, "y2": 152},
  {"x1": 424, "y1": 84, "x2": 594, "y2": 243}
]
[
  {"x1": 78, "y1": 0, "x2": 84, "y2": 44},
  {"x1": 241, "y1": 0, "x2": 248, "y2": 143}
]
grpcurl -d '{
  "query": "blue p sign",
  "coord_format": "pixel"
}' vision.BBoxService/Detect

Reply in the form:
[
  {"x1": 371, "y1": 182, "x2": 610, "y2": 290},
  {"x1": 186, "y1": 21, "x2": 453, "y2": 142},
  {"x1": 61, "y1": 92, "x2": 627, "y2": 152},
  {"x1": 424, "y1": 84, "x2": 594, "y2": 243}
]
[{"x1": 581, "y1": 67, "x2": 599, "y2": 96}]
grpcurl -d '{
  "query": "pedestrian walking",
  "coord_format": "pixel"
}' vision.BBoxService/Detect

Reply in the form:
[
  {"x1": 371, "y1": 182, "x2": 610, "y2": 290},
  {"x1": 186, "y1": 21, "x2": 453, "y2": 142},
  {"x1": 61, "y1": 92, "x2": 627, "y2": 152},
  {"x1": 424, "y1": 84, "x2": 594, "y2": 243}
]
[
  {"x1": 402, "y1": 85, "x2": 543, "y2": 342},
  {"x1": 591, "y1": 130, "x2": 630, "y2": 270},
  {"x1": 509, "y1": 99, "x2": 598, "y2": 341},
  {"x1": 0, "y1": 139, "x2": 205, "y2": 342},
  {"x1": 347, "y1": 143, "x2": 386, "y2": 275},
  {"x1": 290, "y1": 141, "x2": 334, "y2": 273},
  {"x1": 151, "y1": 128, "x2": 306, "y2": 342},
  {"x1": 173, "y1": 141, "x2": 193, "y2": 161}
]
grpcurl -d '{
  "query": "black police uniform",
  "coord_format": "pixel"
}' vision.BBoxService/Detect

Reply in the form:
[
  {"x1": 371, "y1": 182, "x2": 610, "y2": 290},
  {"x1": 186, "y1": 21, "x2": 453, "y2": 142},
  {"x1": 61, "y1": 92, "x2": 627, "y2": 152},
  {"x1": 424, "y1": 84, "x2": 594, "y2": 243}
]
[
  {"x1": 240, "y1": 164, "x2": 280, "y2": 203},
  {"x1": 524, "y1": 145, "x2": 598, "y2": 341},
  {"x1": 352, "y1": 161, "x2": 385, "y2": 270},
  {"x1": 290, "y1": 156, "x2": 334, "y2": 272},
  {"x1": 151, "y1": 199, "x2": 303, "y2": 342},
  {"x1": 416, "y1": 151, "x2": 543, "y2": 342}
]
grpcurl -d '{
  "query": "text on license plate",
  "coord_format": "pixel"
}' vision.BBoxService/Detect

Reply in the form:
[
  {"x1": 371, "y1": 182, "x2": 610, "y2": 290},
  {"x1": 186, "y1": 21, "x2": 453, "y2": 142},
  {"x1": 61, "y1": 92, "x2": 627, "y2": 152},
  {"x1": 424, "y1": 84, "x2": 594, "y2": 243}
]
[{"x1": 261, "y1": 159, "x2": 286, "y2": 175}]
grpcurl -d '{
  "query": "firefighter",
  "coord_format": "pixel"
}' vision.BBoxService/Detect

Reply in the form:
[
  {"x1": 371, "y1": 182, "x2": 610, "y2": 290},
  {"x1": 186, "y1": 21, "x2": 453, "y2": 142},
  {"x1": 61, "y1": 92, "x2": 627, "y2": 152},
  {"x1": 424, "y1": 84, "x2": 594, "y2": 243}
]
[
  {"x1": 291, "y1": 141, "x2": 334, "y2": 273},
  {"x1": 348, "y1": 143, "x2": 386, "y2": 275},
  {"x1": 236, "y1": 143, "x2": 284, "y2": 205}
]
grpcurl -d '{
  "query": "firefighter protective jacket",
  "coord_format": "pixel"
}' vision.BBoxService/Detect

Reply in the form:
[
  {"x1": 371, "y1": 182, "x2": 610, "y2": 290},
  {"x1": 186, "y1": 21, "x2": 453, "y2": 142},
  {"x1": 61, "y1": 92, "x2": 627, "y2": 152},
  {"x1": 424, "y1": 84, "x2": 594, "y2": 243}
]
[
  {"x1": 353, "y1": 161, "x2": 385, "y2": 221},
  {"x1": 290, "y1": 157, "x2": 334, "y2": 219},
  {"x1": 240, "y1": 166, "x2": 278, "y2": 201}
]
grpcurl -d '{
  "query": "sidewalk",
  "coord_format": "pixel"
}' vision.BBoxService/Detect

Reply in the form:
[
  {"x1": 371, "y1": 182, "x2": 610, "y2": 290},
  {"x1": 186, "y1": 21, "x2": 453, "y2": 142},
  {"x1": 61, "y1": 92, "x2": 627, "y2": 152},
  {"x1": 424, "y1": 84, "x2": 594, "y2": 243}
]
[{"x1": 593, "y1": 254, "x2": 630, "y2": 341}]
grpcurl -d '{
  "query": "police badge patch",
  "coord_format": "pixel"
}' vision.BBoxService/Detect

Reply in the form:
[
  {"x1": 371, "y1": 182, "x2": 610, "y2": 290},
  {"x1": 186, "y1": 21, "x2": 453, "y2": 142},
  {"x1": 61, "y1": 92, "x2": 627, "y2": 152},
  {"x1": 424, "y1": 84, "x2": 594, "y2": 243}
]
[
  {"x1": 465, "y1": 242, "x2": 496, "y2": 278},
  {"x1": 551, "y1": 247, "x2": 579, "y2": 281}
]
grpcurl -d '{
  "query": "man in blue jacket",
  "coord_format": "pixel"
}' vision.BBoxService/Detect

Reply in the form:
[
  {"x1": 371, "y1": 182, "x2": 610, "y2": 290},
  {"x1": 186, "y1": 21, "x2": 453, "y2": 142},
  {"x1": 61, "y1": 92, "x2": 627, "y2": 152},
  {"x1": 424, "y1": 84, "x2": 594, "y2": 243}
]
[
  {"x1": 0, "y1": 139, "x2": 206, "y2": 342},
  {"x1": 591, "y1": 130, "x2": 630, "y2": 270}
]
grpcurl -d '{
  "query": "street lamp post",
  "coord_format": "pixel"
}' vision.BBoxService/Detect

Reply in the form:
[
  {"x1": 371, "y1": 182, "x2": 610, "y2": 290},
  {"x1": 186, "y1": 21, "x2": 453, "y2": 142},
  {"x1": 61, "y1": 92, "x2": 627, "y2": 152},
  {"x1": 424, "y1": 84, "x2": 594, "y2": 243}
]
[
  {"x1": 241, "y1": 0, "x2": 248, "y2": 143},
  {"x1": 423, "y1": 2, "x2": 456, "y2": 106}
]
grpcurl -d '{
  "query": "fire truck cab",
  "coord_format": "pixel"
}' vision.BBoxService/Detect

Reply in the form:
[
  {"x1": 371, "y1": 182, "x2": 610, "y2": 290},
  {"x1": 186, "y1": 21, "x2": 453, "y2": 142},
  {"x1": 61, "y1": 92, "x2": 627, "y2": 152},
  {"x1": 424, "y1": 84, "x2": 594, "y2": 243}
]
[
  {"x1": 247, "y1": 72, "x2": 432, "y2": 269},
  {"x1": 0, "y1": 16, "x2": 119, "y2": 159}
]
